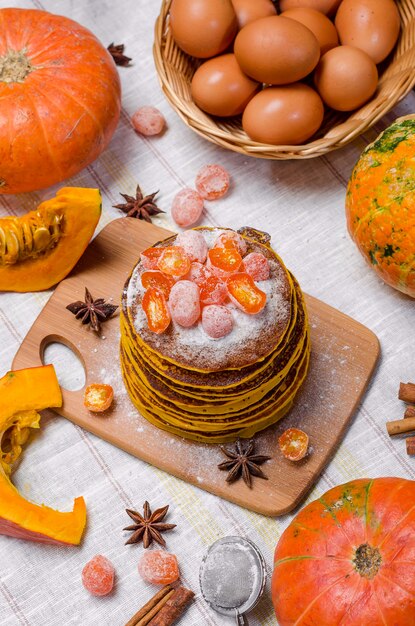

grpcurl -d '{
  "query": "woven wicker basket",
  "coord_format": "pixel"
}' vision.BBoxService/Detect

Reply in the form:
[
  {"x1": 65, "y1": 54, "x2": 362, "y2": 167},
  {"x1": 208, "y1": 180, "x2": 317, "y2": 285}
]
[{"x1": 154, "y1": 0, "x2": 415, "y2": 159}]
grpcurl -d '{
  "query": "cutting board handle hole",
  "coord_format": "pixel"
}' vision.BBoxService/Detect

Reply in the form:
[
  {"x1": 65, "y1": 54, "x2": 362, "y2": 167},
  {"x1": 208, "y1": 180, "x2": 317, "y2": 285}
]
[{"x1": 41, "y1": 335, "x2": 86, "y2": 391}]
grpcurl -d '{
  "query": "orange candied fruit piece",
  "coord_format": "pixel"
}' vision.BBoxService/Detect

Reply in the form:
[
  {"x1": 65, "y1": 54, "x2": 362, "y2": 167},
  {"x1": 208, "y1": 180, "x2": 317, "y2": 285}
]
[
  {"x1": 208, "y1": 246, "x2": 243, "y2": 273},
  {"x1": 214, "y1": 231, "x2": 247, "y2": 255},
  {"x1": 141, "y1": 246, "x2": 164, "y2": 270},
  {"x1": 227, "y1": 272, "x2": 266, "y2": 314},
  {"x1": 84, "y1": 384, "x2": 114, "y2": 413},
  {"x1": 278, "y1": 428, "x2": 309, "y2": 462},
  {"x1": 157, "y1": 246, "x2": 191, "y2": 278},
  {"x1": 141, "y1": 270, "x2": 175, "y2": 298},
  {"x1": 200, "y1": 274, "x2": 227, "y2": 305},
  {"x1": 142, "y1": 287, "x2": 171, "y2": 334},
  {"x1": 82, "y1": 554, "x2": 115, "y2": 596},
  {"x1": 138, "y1": 550, "x2": 180, "y2": 585}
]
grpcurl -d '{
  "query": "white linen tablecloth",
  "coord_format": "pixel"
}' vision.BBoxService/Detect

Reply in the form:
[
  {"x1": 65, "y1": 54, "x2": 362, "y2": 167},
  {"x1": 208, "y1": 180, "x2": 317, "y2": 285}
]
[{"x1": 0, "y1": 1, "x2": 414, "y2": 624}]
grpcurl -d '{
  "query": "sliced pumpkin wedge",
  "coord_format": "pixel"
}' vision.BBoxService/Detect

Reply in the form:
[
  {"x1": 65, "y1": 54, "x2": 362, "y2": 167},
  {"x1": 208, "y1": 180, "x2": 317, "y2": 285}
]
[
  {"x1": 0, "y1": 365, "x2": 87, "y2": 545},
  {"x1": 0, "y1": 187, "x2": 101, "y2": 292}
]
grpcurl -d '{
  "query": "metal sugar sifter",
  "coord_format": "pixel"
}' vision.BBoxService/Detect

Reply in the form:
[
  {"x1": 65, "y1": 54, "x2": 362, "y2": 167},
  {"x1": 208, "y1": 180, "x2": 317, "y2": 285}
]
[{"x1": 199, "y1": 536, "x2": 267, "y2": 625}]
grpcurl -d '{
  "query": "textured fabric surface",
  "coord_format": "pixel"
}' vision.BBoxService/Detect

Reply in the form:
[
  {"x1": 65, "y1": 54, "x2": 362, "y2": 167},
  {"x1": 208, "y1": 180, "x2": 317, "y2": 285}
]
[{"x1": 0, "y1": 1, "x2": 414, "y2": 624}]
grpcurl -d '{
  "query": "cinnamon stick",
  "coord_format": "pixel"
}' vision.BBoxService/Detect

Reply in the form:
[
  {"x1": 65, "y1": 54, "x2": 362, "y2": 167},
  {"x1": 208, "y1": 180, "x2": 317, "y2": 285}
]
[
  {"x1": 405, "y1": 407, "x2": 415, "y2": 456},
  {"x1": 386, "y1": 416, "x2": 415, "y2": 437},
  {"x1": 125, "y1": 585, "x2": 174, "y2": 626},
  {"x1": 136, "y1": 590, "x2": 175, "y2": 626},
  {"x1": 399, "y1": 382, "x2": 415, "y2": 404},
  {"x1": 147, "y1": 586, "x2": 194, "y2": 626}
]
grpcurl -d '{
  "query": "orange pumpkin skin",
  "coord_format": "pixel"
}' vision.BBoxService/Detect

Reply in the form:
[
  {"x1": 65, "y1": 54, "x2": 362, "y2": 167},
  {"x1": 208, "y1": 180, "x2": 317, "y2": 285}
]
[
  {"x1": 0, "y1": 8, "x2": 121, "y2": 194},
  {"x1": 272, "y1": 478, "x2": 415, "y2": 625},
  {"x1": 346, "y1": 116, "x2": 415, "y2": 298}
]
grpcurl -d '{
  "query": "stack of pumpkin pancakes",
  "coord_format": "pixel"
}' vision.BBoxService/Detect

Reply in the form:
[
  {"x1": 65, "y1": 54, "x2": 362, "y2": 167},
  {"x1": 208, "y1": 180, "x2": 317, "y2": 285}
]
[{"x1": 120, "y1": 227, "x2": 310, "y2": 443}]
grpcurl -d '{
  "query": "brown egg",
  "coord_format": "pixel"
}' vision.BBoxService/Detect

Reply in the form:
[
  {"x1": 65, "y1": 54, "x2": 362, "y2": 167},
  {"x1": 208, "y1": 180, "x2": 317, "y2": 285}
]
[
  {"x1": 335, "y1": 0, "x2": 400, "y2": 64},
  {"x1": 191, "y1": 53, "x2": 259, "y2": 116},
  {"x1": 242, "y1": 83, "x2": 324, "y2": 144},
  {"x1": 279, "y1": 0, "x2": 342, "y2": 15},
  {"x1": 281, "y1": 8, "x2": 338, "y2": 55},
  {"x1": 231, "y1": 0, "x2": 276, "y2": 29},
  {"x1": 234, "y1": 16, "x2": 320, "y2": 84},
  {"x1": 314, "y1": 45, "x2": 378, "y2": 111},
  {"x1": 170, "y1": 0, "x2": 237, "y2": 58}
]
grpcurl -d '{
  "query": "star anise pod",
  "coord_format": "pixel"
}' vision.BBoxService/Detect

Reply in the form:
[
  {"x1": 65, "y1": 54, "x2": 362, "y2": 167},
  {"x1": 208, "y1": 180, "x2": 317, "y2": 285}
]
[
  {"x1": 107, "y1": 42, "x2": 132, "y2": 67},
  {"x1": 218, "y1": 440, "x2": 271, "y2": 488},
  {"x1": 124, "y1": 501, "x2": 176, "y2": 548},
  {"x1": 66, "y1": 287, "x2": 118, "y2": 333},
  {"x1": 113, "y1": 184, "x2": 164, "y2": 222}
]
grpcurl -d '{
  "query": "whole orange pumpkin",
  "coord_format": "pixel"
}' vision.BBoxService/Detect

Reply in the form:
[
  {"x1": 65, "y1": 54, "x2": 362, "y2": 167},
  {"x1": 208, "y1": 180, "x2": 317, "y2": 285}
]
[
  {"x1": 0, "y1": 8, "x2": 121, "y2": 194},
  {"x1": 346, "y1": 115, "x2": 415, "y2": 298},
  {"x1": 272, "y1": 478, "x2": 415, "y2": 625}
]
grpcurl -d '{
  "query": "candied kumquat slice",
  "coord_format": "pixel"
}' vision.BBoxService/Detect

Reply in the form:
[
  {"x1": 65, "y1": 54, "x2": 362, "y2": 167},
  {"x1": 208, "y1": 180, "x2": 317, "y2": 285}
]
[
  {"x1": 227, "y1": 272, "x2": 266, "y2": 314},
  {"x1": 213, "y1": 231, "x2": 247, "y2": 255},
  {"x1": 157, "y1": 246, "x2": 191, "y2": 278},
  {"x1": 138, "y1": 550, "x2": 179, "y2": 585},
  {"x1": 195, "y1": 164, "x2": 230, "y2": 200},
  {"x1": 82, "y1": 555, "x2": 115, "y2": 596},
  {"x1": 142, "y1": 287, "x2": 171, "y2": 334},
  {"x1": 208, "y1": 246, "x2": 243, "y2": 273},
  {"x1": 141, "y1": 246, "x2": 164, "y2": 270},
  {"x1": 141, "y1": 270, "x2": 175, "y2": 298},
  {"x1": 200, "y1": 275, "x2": 227, "y2": 305},
  {"x1": 278, "y1": 428, "x2": 309, "y2": 462},
  {"x1": 84, "y1": 384, "x2": 114, "y2": 413}
]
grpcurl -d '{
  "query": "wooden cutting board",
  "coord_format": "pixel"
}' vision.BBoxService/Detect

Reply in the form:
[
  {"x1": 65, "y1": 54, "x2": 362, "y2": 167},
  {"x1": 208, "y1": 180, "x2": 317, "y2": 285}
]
[{"x1": 12, "y1": 219, "x2": 380, "y2": 516}]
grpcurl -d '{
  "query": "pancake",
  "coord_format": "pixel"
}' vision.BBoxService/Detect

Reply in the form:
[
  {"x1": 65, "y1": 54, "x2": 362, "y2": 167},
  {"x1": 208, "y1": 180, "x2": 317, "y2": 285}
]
[
  {"x1": 121, "y1": 276, "x2": 305, "y2": 394},
  {"x1": 120, "y1": 226, "x2": 310, "y2": 443}
]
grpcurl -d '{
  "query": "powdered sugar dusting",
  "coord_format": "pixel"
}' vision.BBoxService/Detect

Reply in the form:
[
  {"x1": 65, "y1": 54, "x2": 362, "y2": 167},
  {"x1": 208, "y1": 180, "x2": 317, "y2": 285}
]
[
  {"x1": 126, "y1": 229, "x2": 291, "y2": 370},
  {"x1": 86, "y1": 328, "x2": 144, "y2": 427}
]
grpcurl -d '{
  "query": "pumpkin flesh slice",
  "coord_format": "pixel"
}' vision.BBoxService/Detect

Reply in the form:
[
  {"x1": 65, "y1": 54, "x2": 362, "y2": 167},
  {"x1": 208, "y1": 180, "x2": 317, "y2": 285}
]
[
  {"x1": 0, "y1": 186, "x2": 101, "y2": 292},
  {"x1": 0, "y1": 365, "x2": 87, "y2": 545}
]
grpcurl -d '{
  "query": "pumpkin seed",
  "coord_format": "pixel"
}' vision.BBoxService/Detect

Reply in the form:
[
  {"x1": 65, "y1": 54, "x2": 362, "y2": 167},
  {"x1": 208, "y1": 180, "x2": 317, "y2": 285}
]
[
  {"x1": 50, "y1": 214, "x2": 62, "y2": 239},
  {"x1": 33, "y1": 226, "x2": 51, "y2": 251},
  {"x1": 0, "y1": 212, "x2": 63, "y2": 265},
  {"x1": 5, "y1": 229, "x2": 19, "y2": 263},
  {"x1": 11, "y1": 221, "x2": 25, "y2": 253},
  {"x1": 22, "y1": 221, "x2": 33, "y2": 253}
]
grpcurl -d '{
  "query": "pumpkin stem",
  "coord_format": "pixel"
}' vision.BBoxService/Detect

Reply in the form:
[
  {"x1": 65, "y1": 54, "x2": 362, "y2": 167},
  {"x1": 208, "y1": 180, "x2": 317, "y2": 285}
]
[
  {"x1": 353, "y1": 543, "x2": 382, "y2": 579},
  {"x1": 0, "y1": 49, "x2": 33, "y2": 83}
]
